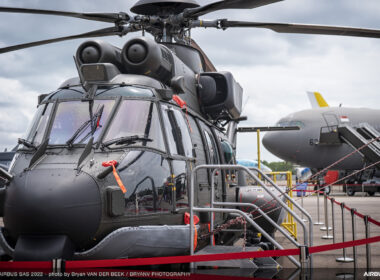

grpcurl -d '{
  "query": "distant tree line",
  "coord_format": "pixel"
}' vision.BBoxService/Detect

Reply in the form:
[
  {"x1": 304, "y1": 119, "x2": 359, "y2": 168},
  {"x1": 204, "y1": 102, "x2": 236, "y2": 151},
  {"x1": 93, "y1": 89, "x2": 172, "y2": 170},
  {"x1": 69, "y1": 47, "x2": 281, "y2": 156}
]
[{"x1": 262, "y1": 160, "x2": 296, "y2": 173}]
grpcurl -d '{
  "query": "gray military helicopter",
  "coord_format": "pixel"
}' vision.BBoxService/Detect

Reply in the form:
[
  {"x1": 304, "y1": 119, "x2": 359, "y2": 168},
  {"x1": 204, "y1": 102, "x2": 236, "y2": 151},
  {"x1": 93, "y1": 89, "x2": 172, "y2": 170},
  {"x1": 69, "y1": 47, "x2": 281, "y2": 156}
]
[{"x1": 1, "y1": 0, "x2": 380, "y2": 262}]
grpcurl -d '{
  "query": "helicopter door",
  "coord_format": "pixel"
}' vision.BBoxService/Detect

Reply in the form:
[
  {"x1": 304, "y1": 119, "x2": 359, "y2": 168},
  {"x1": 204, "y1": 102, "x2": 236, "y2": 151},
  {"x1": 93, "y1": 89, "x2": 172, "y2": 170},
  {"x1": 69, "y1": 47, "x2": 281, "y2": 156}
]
[
  {"x1": 186, "y1": 115, "x2": 209, "y2": 206},
  {"x1": 160, "y1": 105, "x2": 194, "y2": 211}
]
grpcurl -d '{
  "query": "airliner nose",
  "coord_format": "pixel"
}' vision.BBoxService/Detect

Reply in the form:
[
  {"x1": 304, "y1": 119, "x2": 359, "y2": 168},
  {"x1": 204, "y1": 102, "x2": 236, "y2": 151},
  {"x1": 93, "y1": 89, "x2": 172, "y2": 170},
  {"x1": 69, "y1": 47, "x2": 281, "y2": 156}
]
[
  {"x1": 262, "y1": 132, "x2": 277, "y2": 154},
  {"x1": 262, "y1": 131, "x2": 298, "y2": 162}
]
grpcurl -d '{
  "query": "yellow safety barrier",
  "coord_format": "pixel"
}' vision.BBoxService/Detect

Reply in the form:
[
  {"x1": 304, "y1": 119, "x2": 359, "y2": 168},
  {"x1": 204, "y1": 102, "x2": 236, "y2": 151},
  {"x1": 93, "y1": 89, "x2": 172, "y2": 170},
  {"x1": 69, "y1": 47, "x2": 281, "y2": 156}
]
[{"x1": 266, "y1": 171, "x2": 297, "y2": 240}]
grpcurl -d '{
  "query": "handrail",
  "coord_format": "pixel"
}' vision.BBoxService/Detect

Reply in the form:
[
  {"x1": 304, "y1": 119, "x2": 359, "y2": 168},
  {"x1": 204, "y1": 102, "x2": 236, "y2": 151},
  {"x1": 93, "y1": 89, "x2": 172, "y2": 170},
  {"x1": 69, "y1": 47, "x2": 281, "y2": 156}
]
[
  {"x1": 207, "y1": 165, "x2": 310, "y2": 247},
  {"x1": 213, "y1": 201, "x2": 300, "y2": 248},
  {"x1": 190, "y1": 164, "x2": 310, "y2": 269},
  {"x1": 249, "y1": 167, "x2": 313, "y2": 267},
  {"x1": 249, "y1": 167, "x2": 313, "y2": 248},
  {"x1": 192, "y1": 207, "x2": 301, "y2": 268},
  {"x1": 210, "y1": 169, "x2": 300, "y2": 248},
  {"x1": 213, "y1": 201, "x2": 301, "y2": 267}
]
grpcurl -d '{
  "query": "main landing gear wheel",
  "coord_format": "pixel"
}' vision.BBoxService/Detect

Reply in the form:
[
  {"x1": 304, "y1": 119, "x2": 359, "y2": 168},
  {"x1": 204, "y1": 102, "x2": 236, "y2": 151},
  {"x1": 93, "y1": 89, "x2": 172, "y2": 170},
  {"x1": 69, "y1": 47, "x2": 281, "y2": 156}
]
[
  {"x1": 323, "y1": 185, "x2": 331, "y2": 195},
  {"x1": 346, "y1": 187, "x2": 355, "y2": 196}
]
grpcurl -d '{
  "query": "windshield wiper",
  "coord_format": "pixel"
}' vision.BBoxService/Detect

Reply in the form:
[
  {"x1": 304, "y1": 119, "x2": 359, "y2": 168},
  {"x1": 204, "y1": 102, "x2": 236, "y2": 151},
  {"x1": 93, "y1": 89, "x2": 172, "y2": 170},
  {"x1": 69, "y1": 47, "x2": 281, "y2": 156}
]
[
  {"x1": 18, "y1": 138, "x2": 37, "y2": 150},
  {"x1": 66, "y1": 104, "x2": 104, "y2": 147},
  {"x1": 101, "y1": 135, "x2": 152, "y2": 149}
]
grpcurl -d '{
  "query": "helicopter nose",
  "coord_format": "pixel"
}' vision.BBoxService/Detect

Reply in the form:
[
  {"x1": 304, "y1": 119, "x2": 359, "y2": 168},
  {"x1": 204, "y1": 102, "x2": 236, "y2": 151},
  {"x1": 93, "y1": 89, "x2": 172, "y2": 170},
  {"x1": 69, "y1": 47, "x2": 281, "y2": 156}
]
[{"x1": 3, "y1": 169, "x2": 102, "y2": 250}]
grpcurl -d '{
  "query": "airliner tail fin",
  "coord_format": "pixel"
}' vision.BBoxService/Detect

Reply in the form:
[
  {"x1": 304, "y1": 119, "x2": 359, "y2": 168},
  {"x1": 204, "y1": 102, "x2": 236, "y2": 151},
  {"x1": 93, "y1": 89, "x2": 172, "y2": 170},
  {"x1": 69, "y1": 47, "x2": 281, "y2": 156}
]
[{"x1": 307, "y1": 91, "x2": 329, "y2": 108}]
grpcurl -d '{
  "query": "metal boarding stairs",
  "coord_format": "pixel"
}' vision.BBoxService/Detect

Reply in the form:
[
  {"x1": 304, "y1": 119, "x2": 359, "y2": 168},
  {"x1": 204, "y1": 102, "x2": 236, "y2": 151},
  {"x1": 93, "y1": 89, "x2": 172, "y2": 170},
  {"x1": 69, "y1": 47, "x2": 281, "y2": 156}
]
[
  {"x1": 337, "y1": 123, "x2": 380, "y2": 169},
  {"x1": 189, "y1": 164, "x2": 314, "y2": 271}
]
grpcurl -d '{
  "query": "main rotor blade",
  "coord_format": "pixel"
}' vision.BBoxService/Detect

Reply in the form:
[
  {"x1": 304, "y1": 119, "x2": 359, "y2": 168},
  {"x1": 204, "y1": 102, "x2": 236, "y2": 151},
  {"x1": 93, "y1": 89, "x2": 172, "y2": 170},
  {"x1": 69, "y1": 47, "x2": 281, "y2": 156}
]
[
  {"x1": 0, "y1": 7, "x2": 129, "y2": 23},
  {"x1": 0, "y1": 26, "x2": 123, "y2": 54},
  {"x1": 184, "y1": 0, "x2": 283, "y2": 18},
  {"x1": 221, "y1": 21, "x2": 380, "y2": 39}
]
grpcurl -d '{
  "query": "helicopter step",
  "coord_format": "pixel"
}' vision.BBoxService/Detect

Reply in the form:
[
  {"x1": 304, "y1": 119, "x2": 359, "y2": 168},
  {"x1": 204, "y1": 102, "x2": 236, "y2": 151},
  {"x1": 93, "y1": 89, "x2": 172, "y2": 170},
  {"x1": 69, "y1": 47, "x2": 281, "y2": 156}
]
[
  {"x1": 193, "y1": 245, "x2": 279, "y2": 270},
  {"x1": 338, "y1": 123, "x2": 380, "y2": 169}
]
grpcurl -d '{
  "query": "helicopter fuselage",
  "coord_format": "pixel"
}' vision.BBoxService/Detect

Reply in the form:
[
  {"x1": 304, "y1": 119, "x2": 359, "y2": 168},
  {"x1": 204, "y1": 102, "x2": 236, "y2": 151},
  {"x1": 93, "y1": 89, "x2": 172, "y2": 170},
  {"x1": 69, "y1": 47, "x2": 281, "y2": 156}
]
[{"x1": 0, "y1": 36, "x2": 288, "y2": 261}]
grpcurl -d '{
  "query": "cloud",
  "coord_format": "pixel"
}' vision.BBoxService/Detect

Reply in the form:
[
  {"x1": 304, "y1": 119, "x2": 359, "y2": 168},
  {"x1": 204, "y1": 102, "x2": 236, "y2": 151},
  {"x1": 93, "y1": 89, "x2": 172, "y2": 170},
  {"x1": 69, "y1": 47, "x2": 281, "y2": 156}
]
[
  {"x1": 0, "y1": 0, "x2": 379, "y2": 163},
  {"x1": 0, "y1": 78, "x2": 38, "y2": 150}
]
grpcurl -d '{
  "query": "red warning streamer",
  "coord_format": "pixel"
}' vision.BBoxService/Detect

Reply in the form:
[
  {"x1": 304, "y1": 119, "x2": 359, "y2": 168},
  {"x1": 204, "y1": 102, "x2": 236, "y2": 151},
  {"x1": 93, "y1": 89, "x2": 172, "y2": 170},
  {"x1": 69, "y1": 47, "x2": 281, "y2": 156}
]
[{"x1": 102, "y1": 160, "x2": 126, "y2": 193}]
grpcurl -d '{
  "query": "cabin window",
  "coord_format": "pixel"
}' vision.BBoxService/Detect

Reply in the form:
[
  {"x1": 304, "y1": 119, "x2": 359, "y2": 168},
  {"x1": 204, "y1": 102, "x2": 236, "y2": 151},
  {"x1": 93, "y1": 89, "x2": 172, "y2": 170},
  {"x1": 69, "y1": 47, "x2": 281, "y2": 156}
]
[
  {"x1": 204, "y1": 130, "x2": 219, "y2": 164},
  {"x1": 49, "y1": 100, "x2": 114, "y2": 145},
  {"x1": 103, "y1": 101, "x2": 165, "y2": 151},
  {"x1": 221, "y1": 140, "x2": 234, "y2": 164},
  {"x1": 118, "y1": 151, "x2": 171, "y2": 215}
]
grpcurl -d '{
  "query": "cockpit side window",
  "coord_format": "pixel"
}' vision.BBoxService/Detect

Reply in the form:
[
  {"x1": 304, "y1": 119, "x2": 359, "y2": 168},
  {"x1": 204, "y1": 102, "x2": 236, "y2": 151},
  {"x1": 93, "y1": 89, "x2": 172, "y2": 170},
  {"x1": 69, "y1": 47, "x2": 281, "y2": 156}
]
[
  {"x1": 161, "y1": 104, "x2": 194, "y2": 157},
  {"x1": 172, "y1": 110, "x2": 193, "y2": 158},
  {"x1": 24, "y1": 103, "x2": 53, "y2": 146}
]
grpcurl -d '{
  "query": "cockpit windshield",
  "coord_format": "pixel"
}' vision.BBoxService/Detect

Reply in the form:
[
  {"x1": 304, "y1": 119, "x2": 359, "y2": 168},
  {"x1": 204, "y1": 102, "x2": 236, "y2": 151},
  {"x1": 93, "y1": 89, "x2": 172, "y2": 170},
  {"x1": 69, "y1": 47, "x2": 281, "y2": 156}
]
[
  {"x1": 49, "y1": 100, "x2": 114, "y2": 145},
  {"x1": 277, "y1": 120, "x2": 305, "y2": 128},
  {"x1": 23, "y1": 86, "x2": 165, "y2": 150},
  {"x1": 103, "y1": 100, "x2": 165, "y2": 150}
]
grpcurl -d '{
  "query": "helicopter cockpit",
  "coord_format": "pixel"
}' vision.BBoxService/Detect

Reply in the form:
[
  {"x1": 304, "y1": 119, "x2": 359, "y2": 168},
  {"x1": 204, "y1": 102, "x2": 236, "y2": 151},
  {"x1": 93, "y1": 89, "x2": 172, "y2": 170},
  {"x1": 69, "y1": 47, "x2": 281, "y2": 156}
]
[{"x1": 22, "y1": 85, "x2": 164, "y2": 149}]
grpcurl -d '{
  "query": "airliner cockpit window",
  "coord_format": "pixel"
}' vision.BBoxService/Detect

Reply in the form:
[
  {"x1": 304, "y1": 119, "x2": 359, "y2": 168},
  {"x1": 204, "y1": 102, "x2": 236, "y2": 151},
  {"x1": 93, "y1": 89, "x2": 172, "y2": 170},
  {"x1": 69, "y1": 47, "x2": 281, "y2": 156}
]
[{"x1": 277, "y1": 120, "x2": 305, "y2": 128}]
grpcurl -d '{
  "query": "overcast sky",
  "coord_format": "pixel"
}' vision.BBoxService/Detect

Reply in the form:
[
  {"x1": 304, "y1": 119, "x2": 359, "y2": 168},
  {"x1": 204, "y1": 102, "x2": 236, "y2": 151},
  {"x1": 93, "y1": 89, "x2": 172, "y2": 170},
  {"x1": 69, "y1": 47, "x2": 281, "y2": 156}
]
[{"x1": 0, "y1": 0, "x2": 379, "y2": 162}]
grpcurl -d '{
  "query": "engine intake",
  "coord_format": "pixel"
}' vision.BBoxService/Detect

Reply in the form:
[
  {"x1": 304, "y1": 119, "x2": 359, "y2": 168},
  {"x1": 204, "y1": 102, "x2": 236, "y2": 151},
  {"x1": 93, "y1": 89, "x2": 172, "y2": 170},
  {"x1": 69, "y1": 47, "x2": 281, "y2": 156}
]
[
  {"x1": 76, "y1": 40, "x2": 122, "y2": 70},
  {"x1": 122, "y1": 37, "x2": 173, "y2": 84}
]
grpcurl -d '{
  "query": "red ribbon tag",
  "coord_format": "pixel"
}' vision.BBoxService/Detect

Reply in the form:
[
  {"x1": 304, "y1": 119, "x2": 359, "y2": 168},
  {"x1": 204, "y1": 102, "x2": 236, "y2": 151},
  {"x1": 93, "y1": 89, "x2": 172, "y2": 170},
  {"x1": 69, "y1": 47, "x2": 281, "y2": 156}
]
[{"x1": 102, "y1": 160, "x2": 127, "y2": 193}]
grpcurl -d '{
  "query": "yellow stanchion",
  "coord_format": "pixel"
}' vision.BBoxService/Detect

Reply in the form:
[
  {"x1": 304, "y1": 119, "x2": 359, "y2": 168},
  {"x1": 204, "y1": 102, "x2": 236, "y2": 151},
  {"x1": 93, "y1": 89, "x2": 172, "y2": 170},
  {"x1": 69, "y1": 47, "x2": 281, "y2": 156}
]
[{"x1": 266, "y1": 171, "x2": 297, "y2": 240}]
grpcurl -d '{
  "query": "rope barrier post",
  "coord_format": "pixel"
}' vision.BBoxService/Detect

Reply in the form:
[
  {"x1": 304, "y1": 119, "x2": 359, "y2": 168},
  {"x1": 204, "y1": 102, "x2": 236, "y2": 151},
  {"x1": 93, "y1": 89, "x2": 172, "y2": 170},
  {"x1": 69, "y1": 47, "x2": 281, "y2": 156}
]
[
  {"x1": 364, "y1": 215, "x2": 371, "y2": 271},
  {"x1": 300, "y1": 191, "x2": 307, "y2": 222},
  {"x1": 336, "y1": 202, "x2": 354, "y2": 263},
  {"x1": 362, "y1": 182, "x2": 365, "y2": 197},
  {"x1": 321, "y1": 193, "x2": 333, "y2": 238},
  {"x1": 314, "y1": 190, "x2": 324, "y2": 225},
  {"x1": 52, "y1": 259, "x2": 64, "y2": 273},
  {"x1": 351, "y1": 208, "x2": 357, "y2": 270},
  {"x1": 330, "y1": 198, "x2": 336, "y2": 243},
  {"x1": 299, "y1": 245, "x2": 309, "y2": 272}
]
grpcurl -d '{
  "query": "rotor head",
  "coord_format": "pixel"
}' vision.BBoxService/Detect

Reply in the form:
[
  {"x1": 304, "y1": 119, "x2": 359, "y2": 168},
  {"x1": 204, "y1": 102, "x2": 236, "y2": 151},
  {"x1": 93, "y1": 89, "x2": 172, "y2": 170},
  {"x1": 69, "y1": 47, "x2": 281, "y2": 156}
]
[{"x1": 131, "y1": 0, "x2": 199, "y2": 16}]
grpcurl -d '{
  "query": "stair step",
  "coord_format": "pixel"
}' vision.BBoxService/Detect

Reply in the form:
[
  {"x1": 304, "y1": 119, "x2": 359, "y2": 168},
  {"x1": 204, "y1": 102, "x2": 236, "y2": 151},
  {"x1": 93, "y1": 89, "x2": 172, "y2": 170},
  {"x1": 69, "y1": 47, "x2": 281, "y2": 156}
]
[{"x1": 195, "y1": 245, "x2": 280, "y2": 269}]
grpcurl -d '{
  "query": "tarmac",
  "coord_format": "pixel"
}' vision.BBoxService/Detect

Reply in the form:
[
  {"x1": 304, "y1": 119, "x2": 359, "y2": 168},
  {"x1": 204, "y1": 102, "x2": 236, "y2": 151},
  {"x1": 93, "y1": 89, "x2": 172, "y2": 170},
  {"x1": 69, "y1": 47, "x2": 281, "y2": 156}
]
[
  {"x1": 276, "y1": 189, "x2": 380, "y2": 269},
  {"x1": 0, "y1": 187, "x2": 379, "y2": 279}
]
